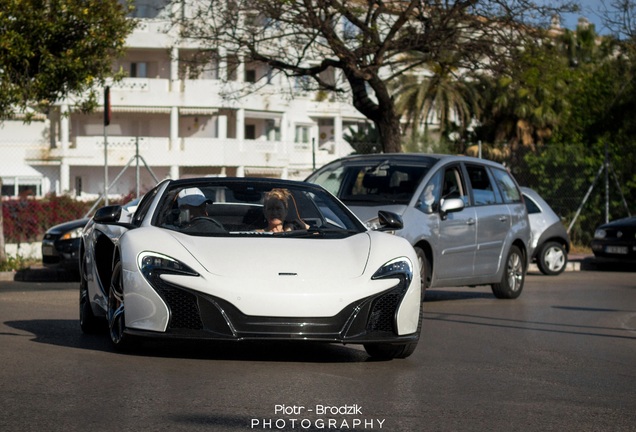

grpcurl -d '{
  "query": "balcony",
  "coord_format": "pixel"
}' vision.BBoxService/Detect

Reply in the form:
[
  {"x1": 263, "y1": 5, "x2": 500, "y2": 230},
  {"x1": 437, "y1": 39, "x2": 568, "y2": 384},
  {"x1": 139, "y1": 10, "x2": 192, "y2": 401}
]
[{"x1": 42, "y1": 136, "x2": 336, "y2": 173}]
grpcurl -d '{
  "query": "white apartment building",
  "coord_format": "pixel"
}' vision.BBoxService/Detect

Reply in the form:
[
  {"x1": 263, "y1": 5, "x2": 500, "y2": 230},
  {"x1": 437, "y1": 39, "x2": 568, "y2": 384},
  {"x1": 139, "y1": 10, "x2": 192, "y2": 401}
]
[{"x1": 1, "y1": 1, "x2": 367, "y2": 199}]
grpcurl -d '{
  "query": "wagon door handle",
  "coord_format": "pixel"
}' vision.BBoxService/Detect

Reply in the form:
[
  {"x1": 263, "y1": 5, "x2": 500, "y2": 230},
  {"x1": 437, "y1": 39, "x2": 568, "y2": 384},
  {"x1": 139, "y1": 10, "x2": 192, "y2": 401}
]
[
  {"x1": 466, "y1": 218, "x2": 476, "y2": 225},
  {"x1": 499, "y1": 216, "x2": 508, "y2": 222}
]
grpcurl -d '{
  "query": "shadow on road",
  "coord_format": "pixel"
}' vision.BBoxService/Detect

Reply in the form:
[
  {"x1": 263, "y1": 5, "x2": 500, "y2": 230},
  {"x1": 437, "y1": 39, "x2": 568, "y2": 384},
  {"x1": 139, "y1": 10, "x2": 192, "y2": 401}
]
[
  {"x1": 12, "y1": 267, "x2": 80, "y2": 283},
  {"x1": 3, "y1": 318, "x2": 387, "y2": 363},
  {"x1": 423, "y1": 289, "x2": 494, "y2": 302},
  {"x1": 581, "y1": 257, "x2": 636, "y2": 272}
]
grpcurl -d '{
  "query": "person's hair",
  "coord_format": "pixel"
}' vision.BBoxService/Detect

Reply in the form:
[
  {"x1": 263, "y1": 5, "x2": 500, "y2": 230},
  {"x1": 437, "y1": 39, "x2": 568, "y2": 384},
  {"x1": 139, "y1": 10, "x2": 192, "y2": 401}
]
[{"x1": 264, "y1": 188, "x2": 291, "y2": 209}]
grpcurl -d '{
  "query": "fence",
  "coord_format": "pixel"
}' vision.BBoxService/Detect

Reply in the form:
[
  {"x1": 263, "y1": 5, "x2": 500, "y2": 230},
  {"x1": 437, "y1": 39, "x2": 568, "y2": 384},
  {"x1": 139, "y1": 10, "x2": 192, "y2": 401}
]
[{"x1": 503, "y1": 145, "x2": 634, "y2": 248}]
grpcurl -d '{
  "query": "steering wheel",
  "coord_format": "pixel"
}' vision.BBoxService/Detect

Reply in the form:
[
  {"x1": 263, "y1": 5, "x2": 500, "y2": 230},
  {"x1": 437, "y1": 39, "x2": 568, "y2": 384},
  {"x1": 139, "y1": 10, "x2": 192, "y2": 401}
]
[{"x1": 186, "y1": 217, "x2": 226, "y2": 233}]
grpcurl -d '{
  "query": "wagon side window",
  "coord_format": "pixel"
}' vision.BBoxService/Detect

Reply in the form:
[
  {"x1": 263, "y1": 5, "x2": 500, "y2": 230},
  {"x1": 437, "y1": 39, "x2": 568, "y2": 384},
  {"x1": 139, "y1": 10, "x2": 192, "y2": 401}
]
[
  {"x1": 491, "y1": 167, "x2": 522, "y2": 204},
  {"x1": 465, "y1": 164, "x2": 498, "y2": 206},
  {"x1": 441, "y1": 165, "x2": 467, "y2": 205}
]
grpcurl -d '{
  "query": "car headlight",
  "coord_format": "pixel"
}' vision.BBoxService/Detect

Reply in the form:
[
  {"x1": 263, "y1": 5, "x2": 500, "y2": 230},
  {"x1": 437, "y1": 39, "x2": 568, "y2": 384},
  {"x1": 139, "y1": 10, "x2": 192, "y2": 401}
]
[
  {"x1": 372, "y1": 257, "x2": 413, "y2": 286},
  {"x1": 137, "y1": 252, "x2": 199, "y2": 278},
  {"x1": 594, "y1": 229, "x2": 607, "y2": 239},
  {"x1": 59, "y1": 226, "x2": 84, "y2": 240}
]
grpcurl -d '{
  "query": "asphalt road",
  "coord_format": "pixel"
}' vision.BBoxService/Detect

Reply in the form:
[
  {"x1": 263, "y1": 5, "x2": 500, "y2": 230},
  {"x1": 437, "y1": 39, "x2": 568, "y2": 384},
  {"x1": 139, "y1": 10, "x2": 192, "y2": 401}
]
[{"x1": 0, "y1": 269, "x2": 634, "y2": 432}]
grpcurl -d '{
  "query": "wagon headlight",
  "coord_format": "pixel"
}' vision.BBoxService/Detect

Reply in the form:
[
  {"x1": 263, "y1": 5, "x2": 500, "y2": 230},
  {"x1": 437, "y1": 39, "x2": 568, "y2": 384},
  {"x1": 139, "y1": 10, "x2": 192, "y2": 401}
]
[
  {"x1": 372, "y1": 257, "x2": 413, "y2": 286},
  {"x1": 138, "y1": 252, "x2": 199, "y2": 278},
  {"x1": 365, "y1": 217, "x2": 382, "y2": 230},
  {"x1": 594, "y1": 229, "x2": 607, "y2": 239}
]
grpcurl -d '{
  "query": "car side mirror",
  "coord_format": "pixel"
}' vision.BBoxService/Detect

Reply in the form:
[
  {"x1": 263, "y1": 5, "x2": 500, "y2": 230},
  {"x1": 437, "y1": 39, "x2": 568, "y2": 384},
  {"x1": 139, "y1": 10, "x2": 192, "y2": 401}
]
[
  {"x1": 94, "y1": 205, "x2": 123, "y2": 224},
  {"x1": 377, "y1": 210, "x2": 404, "y2": 231},
  {"x1": 440, "y1": 198, "x2": 464, "y2": 220}
]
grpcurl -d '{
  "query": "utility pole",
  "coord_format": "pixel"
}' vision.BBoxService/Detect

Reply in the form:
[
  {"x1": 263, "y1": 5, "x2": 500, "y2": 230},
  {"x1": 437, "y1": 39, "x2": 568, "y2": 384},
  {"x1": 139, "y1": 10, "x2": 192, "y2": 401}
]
[{"x1": 104, "y1": 86, "x2": 111, "y2": 205}]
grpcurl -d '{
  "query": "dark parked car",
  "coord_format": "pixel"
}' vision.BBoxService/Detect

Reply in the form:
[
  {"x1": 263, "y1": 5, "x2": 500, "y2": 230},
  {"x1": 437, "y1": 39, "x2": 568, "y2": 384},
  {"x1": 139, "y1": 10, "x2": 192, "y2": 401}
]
[
  {"x1": 521, "y1": 187, "x2": 570, "y2": 275},
  {"x1": 591, "y1": 216, "x2": 636, "y2": 262},
  {"x1": 42, "y1": 218, "x2": 90, "y2": 273},
  {"x1": 42, "y1": 198, "x2": 140, "y2": 273}
]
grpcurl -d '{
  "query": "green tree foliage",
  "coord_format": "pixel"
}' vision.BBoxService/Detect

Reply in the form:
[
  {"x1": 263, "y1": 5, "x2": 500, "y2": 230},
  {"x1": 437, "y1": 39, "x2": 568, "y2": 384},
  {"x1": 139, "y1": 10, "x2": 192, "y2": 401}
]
[
  {"x1": 0, "y1": 0, "x2": 136, "y2": 119},
  {"x1": 343, "y1": 124, "x2": 381, "y2": 154},
  {"x1": 393, "y1": 56, "x2": 480, "y2": 147},
  {"x1": 0, "y1": 0, "x2": 135, "y2": 262},
  {"x1": 472, "y1": 41, "x2": 572, "y2": 165},
  {"x1": 521, "y1": 23, "x2": 636, "y2": 240}
]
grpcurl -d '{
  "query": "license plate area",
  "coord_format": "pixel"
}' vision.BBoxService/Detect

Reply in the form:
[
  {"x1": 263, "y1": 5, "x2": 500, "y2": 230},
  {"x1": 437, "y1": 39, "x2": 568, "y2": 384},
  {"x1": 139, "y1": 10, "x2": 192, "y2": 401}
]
[{"x1": 605, "y1": 245, "x2": 628, "y2": 254}]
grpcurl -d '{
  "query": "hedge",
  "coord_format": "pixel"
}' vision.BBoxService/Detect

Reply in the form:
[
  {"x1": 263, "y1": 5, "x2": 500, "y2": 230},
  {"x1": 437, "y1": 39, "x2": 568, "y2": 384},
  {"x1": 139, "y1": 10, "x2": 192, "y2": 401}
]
[{"x1": 2, "y1": 194, "x2": 134, "y2": 244}]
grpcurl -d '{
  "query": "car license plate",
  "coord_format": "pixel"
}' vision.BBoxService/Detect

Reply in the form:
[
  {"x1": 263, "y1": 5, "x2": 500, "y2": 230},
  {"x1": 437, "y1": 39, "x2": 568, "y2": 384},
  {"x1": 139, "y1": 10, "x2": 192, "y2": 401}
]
[
  {"x1": 605, "y1": 245, "x2": 628, "y2": 254},
  {"x1": 42, "y1": 245, "x2": 54, "y2": 256}
]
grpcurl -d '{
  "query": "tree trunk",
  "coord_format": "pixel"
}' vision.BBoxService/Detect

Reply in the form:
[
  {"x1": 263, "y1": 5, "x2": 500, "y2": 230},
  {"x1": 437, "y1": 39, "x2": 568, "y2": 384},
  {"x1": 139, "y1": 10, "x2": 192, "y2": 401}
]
[
  {"x1": 375, "y1": 112, "x2": 403, "y2": 154},
  {"x1": 345, "y1": 71, "x2": 403, "y2": 153}
]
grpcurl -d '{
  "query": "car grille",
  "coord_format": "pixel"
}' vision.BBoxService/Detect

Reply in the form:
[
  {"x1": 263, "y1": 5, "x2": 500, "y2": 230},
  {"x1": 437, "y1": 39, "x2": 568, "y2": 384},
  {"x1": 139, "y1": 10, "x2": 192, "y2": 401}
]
[
  {"x1": 147, "y1": 276, "x2": 409, "y2": 340},
  {"x1": 366, "y1": 286, "x2": 407, "y2": 333},
  {"x1": 158, "y1": 284, "x2": 203, "y2": 330}
]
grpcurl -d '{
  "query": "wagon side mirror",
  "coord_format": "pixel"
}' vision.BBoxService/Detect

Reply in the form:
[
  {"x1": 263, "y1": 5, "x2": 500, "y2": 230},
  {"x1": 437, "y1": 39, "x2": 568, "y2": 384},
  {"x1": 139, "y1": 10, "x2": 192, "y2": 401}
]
[
  {"x1": 440, "y1": 198, "x2": 464, "y2": 220},
  {"x1": 377, "y1": 210, "x2": 404, "y2": 231}
]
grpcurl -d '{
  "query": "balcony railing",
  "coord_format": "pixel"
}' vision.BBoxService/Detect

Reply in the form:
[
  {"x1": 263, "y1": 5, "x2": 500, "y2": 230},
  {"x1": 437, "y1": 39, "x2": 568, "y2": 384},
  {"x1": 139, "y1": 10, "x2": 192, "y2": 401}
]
[{"x1": 42, "y1": 136, "x2": 339, "y2": 172}]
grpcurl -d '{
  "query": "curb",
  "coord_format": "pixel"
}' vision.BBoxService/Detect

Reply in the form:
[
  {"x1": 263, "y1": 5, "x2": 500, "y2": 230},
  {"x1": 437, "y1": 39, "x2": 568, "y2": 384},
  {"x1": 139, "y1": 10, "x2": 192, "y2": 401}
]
[{"x1": 0, "y1": 271, "x2": 16, "y2": 281}]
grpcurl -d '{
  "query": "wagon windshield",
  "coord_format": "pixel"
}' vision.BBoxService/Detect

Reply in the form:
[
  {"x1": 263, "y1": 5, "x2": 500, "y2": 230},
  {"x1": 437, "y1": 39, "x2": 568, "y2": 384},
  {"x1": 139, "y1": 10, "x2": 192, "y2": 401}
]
[
  {"x1": 153, "y1": 181, "x2": 366, "y2": 238},
  {"x1": 309, "y1": 160, "x2": 431, "y2": 205}
]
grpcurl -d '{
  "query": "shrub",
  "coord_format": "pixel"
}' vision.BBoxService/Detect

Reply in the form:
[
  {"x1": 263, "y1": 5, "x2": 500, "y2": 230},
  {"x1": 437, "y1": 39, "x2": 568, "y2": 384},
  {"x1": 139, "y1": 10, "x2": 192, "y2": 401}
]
[
  {"x1": 2, "y1": 195, "x2": 92, "y2": 243},
  {"x1": 2, "y1": 193, "x2": 138, "y2": 244}
]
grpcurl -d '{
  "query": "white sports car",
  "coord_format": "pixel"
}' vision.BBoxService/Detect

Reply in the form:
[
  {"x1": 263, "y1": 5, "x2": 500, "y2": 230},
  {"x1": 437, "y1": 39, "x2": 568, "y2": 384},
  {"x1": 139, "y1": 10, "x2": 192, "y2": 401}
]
[{"x1": 79, "y1": 178, "x2": 422, "y2": 359}]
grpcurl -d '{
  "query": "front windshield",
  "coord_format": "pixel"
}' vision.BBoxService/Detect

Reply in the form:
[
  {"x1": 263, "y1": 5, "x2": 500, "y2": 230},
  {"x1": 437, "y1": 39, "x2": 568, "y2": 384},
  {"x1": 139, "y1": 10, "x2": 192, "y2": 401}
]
[
  {"x1": 153, "y1": 181, "x2": 366, "y2": 238},
  {"x1": 310, "y1": 161, "x2": 430, "y2": 205}
]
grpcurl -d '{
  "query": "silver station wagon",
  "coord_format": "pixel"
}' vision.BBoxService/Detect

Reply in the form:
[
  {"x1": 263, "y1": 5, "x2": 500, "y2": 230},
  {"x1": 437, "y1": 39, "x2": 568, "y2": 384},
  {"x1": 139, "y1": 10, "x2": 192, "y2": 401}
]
[{"x1": 307, "y1": 154, "x2": 531, "y2": 299}]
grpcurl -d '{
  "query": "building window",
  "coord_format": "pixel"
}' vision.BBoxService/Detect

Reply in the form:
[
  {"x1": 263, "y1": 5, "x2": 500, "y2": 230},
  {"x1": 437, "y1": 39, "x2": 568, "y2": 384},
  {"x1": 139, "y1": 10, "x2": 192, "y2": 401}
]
[
  {"x1": 245, "y1": 69, "x2": 256, "y2": 83},
  {"x1": 245, "y1": 124, "x2": 256, "y2": 140},
  {"x1": 295, "y1": 126, "x2": 310, "y2": 143},
  {"x1": 1, "y1": 182, "x2": 40, "y2": 197},
  {"x1": 130, "y1": 62, "x2": 147, "y2": 78},
  {"x1": 75, "y1": 176, "x2": 83, "y2": 197},
  {"x1": 265, "y1": 120, "x2": 280, "y2": 141}
]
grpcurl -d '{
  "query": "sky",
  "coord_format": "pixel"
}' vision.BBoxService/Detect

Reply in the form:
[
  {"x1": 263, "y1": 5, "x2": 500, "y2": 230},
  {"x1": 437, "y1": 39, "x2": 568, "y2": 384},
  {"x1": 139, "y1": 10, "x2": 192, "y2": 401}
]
[{"x1": 559, "y1": 0, "x2": 608, "y2": 33}]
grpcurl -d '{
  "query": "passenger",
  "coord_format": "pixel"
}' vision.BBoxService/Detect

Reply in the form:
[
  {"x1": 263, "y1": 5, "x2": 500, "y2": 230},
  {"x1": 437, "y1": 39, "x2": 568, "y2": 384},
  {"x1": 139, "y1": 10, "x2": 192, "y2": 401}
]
[{"x1": 261, "y1": 188, "x2": 308, "y2": 233}]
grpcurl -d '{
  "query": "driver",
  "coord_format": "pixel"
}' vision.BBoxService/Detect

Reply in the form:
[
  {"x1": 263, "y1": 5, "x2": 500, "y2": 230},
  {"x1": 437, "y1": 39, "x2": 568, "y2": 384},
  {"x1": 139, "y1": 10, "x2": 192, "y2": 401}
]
[{"x1": 177, "y1": 188, "x2": 224, "y2": 233}]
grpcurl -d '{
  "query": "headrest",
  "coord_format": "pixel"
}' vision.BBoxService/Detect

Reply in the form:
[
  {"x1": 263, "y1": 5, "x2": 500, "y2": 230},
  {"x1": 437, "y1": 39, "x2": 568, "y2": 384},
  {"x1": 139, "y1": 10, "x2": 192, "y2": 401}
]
[{"x1": 177, "y1": 187, "x2": 209, "y2": 207}]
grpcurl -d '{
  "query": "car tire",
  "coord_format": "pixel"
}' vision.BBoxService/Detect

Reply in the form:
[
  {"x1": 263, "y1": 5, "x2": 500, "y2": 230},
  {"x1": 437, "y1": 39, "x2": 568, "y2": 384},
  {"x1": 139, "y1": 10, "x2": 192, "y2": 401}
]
[
  {"x1": 79, "y1": 264, "x2": 101, "y2": 334},
  {"x1": 107, "y1": 261, "x2": 134, "y2": 350},
  {"x1": 364, "y1": 341, "x2": 419, "y2": 360},
  {"x1": 363, "y1": 307, "x2": 422, "y2": 360},
  {"x1": 537, "y1": 241, "x2": 568, "y2": 275},
  {"x1": 414, "y1": 246, "x2": 429, "y2": 300},
  {"x1": 491, "y1": 245, "x2": 525, "y2": 299}
]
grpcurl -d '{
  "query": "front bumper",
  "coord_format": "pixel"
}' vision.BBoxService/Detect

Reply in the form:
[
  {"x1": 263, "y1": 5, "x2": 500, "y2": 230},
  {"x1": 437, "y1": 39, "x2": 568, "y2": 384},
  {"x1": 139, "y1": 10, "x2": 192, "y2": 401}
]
[
  {"x1": 591, "y1": 240, "x2": 636, "y2": 261},
  {"x1": 125, "y1": 277, "x2": 419, "y2": 345},
  {"x1": 42, "y1": 238, "x2": 81, "y2": 270}
]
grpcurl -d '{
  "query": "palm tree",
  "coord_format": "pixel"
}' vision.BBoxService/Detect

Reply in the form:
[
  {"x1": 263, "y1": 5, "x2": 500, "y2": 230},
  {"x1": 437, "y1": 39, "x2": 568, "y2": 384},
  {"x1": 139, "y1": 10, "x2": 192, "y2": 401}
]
[{"x1": 393, "y1": 57, "x2": 480, "y2": 148}]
